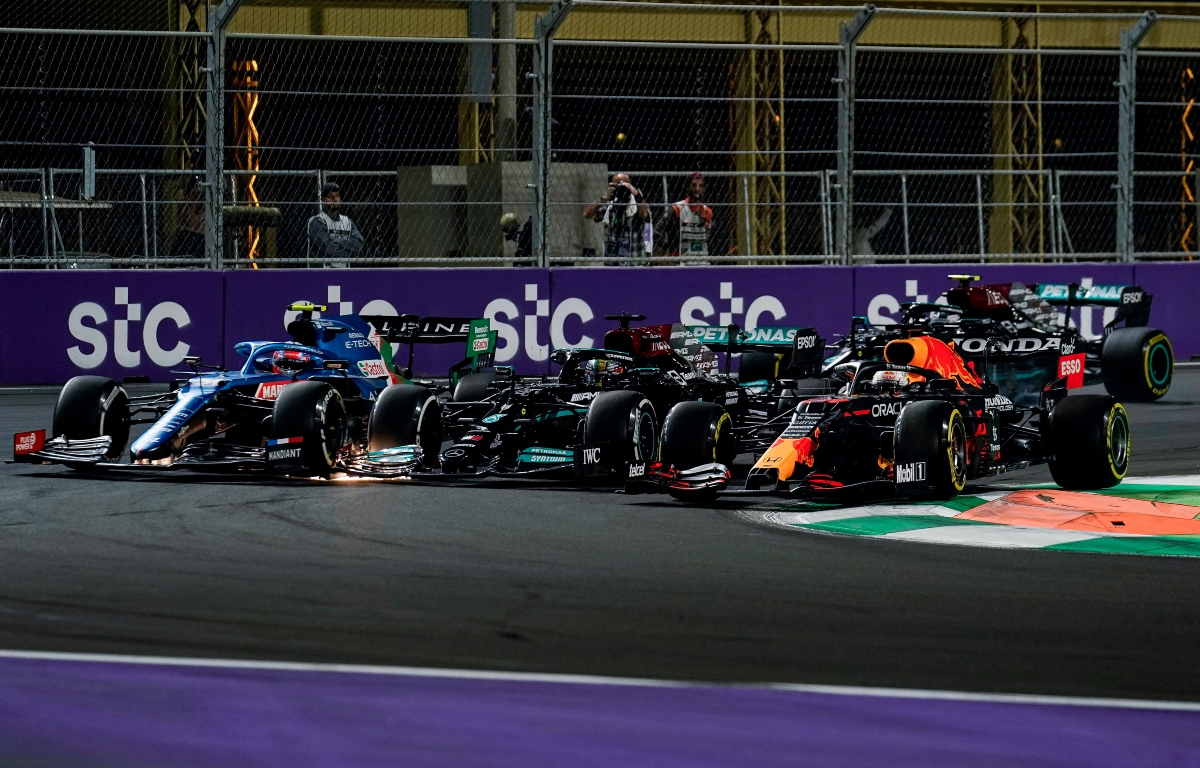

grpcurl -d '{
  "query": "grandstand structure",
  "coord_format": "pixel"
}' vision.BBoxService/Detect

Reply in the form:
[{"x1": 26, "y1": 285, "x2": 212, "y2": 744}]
[{"x1": 3, "y1": 1, "x2": 1200, "y2": 266}]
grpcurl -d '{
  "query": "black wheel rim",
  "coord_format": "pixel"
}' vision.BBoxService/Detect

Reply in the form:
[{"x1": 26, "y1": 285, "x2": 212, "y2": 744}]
[
  {"x1": 635, "y1": 410, "x2": 656, "y2": 461},
  {"x1": 949, "y1": 416, "x2": 966, "y2": 486},
  {"x1": 1148, "y1": 342, "x2": 1171, "y2": 388},
  {"x1": 1109, "y1": 408, "x2": 1130, "y2": 472}
]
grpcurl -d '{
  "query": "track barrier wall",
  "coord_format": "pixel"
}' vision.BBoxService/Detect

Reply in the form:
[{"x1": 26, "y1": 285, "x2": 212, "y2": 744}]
[{"x1": 2, "y1": 263, "x2": 1198, "y2": 385}]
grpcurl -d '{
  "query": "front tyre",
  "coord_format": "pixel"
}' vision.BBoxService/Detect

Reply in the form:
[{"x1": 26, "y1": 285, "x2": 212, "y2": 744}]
[
  {"x1": 52, "y1": 375, "x2": 130, "y2": 462},
  {"x1": 659, "y1": 401, "x2": 735, "y2": 501},
  {"x1": 893, "y1": 400, "x2": 967, "y2": 500},
  {"x1": 584, "y1": 390, "x2": 657, "y2": 464},
  {"x1": 368, "y1": 384, "x2": 442, "y2": 468},
  {"x1": 270, "y1": 381, "x2": 347, "y2": 476},
  {"x1": 1101, "y1": 327, "x2": 1172, "y2": 401},
  {"x1": 1048, "y1": 395, "x2": 1129, "y2": 490}
]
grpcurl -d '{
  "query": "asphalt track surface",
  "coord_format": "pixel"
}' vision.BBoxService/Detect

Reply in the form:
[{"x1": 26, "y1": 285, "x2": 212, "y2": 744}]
[{"x1": 2, "y1": 371, "x2": 1199, "y2": 704}]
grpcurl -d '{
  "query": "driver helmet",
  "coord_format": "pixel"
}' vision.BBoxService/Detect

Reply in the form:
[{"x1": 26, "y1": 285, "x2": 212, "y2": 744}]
[
  {"x1": 583, "y1": 357, "x2": 624, "y2": 387},
  {"x1": 870, "y1": 369, "x2": 923, "y2": 391}
]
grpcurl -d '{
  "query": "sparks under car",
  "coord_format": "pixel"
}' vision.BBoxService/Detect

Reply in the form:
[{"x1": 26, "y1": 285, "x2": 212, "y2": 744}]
[{"x1": 633, "y1": 333, "x2": 1131, "y2": 500}]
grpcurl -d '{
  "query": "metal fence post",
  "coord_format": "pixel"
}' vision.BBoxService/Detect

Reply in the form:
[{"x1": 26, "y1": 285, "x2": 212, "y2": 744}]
[
  {"x1": 531, "y1": 0, "x2": 572, "y2": 269},
  {"x1": 1116, "y1": 11, "x2": 1155, "y2": 262},
  {"x1": 205, "y1": 0, "x2": 245, "y2": 270},
  {"x1": 836, "y1": 4, "x2": 875, "y2": 264}
]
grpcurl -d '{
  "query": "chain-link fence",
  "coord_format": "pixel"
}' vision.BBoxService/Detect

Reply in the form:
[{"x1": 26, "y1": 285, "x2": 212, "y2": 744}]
[{"x1": 3, "y1": 2, "x2": 1200, "y2": 267}]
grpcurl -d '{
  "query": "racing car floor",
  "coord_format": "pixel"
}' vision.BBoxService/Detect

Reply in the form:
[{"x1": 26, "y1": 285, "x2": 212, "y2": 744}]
[{"x1": 1, "y1": 372, "x2": 1199, "y2": 704}]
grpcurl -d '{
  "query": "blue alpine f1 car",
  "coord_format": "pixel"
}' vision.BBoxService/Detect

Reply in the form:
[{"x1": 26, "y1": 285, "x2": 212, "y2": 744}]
[{"x1": 12, "y1": 302, "x2": 492, "y2": 477}]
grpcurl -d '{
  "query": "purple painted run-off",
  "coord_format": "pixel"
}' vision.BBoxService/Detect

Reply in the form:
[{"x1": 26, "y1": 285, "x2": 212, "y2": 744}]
[
  {"x1": 0, "y1": 658, "x2": 1196, "y2": 768},
  {"x1": 2, "y1": 263, "x2": 1197, "y2": 384}
]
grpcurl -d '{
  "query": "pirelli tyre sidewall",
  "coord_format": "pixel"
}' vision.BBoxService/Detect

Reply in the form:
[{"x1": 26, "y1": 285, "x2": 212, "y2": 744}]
[
  {"x1": 584, "y1": 390, "x2": 657, "y2": 464},
  {"x1": 1102, "y1": 327, "x2": 1173, "y2": 401},
  {"x1": 894, "y1": 400, "x2": 967, "y2": 500},
  {"x1": 369, "y1": 384, "x2": 442, "y2": 466},
  {"x1": 270, "y1": 381, "x2": 347, "y2": 476},
  {"x1": 660, "y1": 401, "x2": 735, "y2": 471},
  {"x1": 1048, "y1": 395, "x2": 1129, "y2": 490},
  {"x1": 52, "y1": 375, "x2": 131, "y2": 464}
]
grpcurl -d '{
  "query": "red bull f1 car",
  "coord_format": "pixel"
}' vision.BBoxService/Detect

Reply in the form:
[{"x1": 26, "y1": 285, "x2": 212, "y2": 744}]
[{"x1": 632, "y1": 332, "x2": 1131, "y2": 501}]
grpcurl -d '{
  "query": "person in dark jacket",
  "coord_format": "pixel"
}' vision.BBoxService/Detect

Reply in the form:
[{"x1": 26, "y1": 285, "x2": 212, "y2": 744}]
[{"x1": 307, "y1": 182, "x2": 364, "y2": 265}]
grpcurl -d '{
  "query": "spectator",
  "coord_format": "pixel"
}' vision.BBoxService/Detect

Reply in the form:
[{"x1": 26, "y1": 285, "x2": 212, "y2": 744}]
[
  {"x1": 656, "y1": 172, "x2": 713, "y2": 258},
  {"x1": 169, "y1": 177, "x2": 206, "y2": 261},
  {"x1": 583, "y1": 172, "x2": 650, "y2": 262},
  {"x1": 307, "y1": 181, "x2": 363, "y2": 265}
]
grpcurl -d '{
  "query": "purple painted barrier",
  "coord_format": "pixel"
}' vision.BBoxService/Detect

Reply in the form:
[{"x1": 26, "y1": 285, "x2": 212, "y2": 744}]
[
  {"x1": 0, "y1": 271, "x2": 224, "y2": 385},
  {"x1": 0, "y1": 657, "x2": 1197, "y2": 767},
  {"x1": 1, "y1": 264, "x2": 1196, "y2": 384}
]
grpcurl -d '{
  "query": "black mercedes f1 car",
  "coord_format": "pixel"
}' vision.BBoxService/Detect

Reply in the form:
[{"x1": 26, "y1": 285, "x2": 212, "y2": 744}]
[{"x1": 362, "y1": 313, "x2": 827, "y2": 485}]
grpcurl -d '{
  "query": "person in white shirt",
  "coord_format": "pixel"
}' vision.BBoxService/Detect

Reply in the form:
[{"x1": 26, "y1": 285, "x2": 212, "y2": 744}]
[{"x1": 306, "y1": 182, "x2": 364, "y2": 265}]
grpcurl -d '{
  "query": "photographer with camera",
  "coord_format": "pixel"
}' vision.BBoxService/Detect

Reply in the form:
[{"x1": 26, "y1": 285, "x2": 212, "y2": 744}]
[{"x1": 583, "y1": 173, "x2": 650, "y2": 262}]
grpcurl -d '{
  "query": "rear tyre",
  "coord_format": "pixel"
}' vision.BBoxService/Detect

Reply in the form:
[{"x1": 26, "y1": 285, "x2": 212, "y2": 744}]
[
  {"x1": 738, "y1": 351, "x2": 779, "y2": 385},
  {"x1": 270, "y1": 381, "x2": 347, "y2": 476},
  {"x1": 584, "y1": 390, "x2": 657, "y2": 465},
  {"x1": 453, "y1": 371, "x2": 496, "y2": 403},
  {"x1": 893, "y1": 400, "x2": 967, "y2": 500},
  {"x1": 1101, "y1": 327, "x2": 1172, "y2": 401},
  {"x1": 52, "y1": 375, "x2": 130, "y2": 462},
  {"x1": 368, "y1": 384, "x2": 442, "y2": 468},
  {"x1": 1048, "y1": 394, "x2": 1129, "y2": 490}
]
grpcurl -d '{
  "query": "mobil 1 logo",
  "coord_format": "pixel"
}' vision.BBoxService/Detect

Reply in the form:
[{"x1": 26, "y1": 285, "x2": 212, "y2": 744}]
[{"x1": 895, "y1": 461, "x2": 926, "y2": 485}]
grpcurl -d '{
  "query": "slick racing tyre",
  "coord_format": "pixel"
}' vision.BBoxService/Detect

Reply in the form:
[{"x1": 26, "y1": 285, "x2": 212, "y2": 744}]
[
  {"x1": 893, "y1": 400, "x2": 967, "y2": 500},
  {"x1": 52, "y1": 375, "x2": 130, "y2": 463},
  {"x1": 584, "y1": 390, "x2": 657, "y2": 465},
  {"x1": 453, "y1": 371, "x2": 496, "y2": 403},
  {"x1": 1047, "y1": 395, "x2": 1129, "y2": 490},
  {"x1": 270, "y1": 381, "x2": 347, "y2": 476},
  {"x1": 368, "y1": 384, "x2": 442, "y2": 468},
  {"x1": 659, "y1": 402, "x2": 735, "y2": 501},
  {"x1": 738, "y1": 351, "x2": 779, "y2": 385},
  {"x1": 1101, "y1": 327, "x2": 1172, "y2": 402}
]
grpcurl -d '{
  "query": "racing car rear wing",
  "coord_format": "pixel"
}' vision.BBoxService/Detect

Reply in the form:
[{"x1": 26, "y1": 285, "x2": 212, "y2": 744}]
[
  {"x1": 362, "y1": 315, "x2": 497, "y2": 381},
  {"x1": 686, "y1": 324, "x2": 826, "y2": 377}
]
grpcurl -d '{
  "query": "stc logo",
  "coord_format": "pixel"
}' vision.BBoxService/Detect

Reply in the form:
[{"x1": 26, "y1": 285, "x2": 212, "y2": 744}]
[
  {"x1": 680, "y1": 282, "x2": 786, "y2": 330},
  {"x1": 69, "y1": 287, "x2": 191, "y2": 369},
  {"x1": 285, "y1": 281, "x2": 789, "y2": 365},
  {"x1": 485, "y1": 284, "x2": 593, "y2": 362}
]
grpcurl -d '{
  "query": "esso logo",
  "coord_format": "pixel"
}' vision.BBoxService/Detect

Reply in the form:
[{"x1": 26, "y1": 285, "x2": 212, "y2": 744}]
[
  {"x1": 1060, "y1": 357, "x2": 1082, "y2": 376},
  {"x1": 68, "y1": 287, "x2": 191, "y2": 370}
]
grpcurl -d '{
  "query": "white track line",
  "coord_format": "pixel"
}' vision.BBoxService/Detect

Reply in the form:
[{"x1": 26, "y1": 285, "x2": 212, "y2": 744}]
[{"x1": 0, "y1": 649, "x2": 1197, "y2": 713}]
